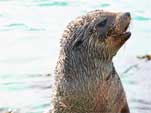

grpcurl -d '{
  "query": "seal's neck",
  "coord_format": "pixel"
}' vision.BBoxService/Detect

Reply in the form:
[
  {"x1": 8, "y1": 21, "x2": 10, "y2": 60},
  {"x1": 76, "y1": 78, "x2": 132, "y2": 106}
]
[
  {"x1": 92, "y1": 58, "x2": 114, "y2": 79},
  {"x1": 64, "y1": 49, "x2": 114, "y2": 80}
]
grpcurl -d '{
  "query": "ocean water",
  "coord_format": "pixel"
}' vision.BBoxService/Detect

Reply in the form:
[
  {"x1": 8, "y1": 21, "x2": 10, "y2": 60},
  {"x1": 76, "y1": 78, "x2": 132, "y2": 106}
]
[{"x1": 0, "y1": 0, "x2": 151, "y2": 113}]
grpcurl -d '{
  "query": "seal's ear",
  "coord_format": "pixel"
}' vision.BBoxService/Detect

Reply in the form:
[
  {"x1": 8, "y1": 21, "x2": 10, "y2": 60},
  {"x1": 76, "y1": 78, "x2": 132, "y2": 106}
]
[
  {"x1": 72, "y1": 35, "x2": 84, "y2": 50},
  {"x1": 72, "y1": 38, "x2": 83, "y2": 49},
  {"x1": 72, "y1": 24, "x2": 91, "y2": 50},
  {"x1": 72, "y1": 27, "x2": 85, "y2": 50}
]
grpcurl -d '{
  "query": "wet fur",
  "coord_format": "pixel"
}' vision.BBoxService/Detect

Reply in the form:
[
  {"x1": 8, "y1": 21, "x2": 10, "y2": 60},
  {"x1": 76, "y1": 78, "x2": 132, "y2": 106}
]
[{"x1": 51, "y1": 10, "x2": 130, "y2": 113}]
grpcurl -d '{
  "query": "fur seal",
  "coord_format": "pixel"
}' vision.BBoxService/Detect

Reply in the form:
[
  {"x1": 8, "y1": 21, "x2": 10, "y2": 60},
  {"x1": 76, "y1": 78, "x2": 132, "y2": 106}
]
[{"x1": 51, "y1": 10, "x2": 131, "y2": 113}]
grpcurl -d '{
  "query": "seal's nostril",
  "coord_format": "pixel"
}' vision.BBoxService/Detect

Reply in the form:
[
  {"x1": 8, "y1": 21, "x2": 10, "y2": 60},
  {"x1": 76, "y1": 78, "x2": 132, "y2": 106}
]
[{"x1": 125, "y1": 12, "x2": 131, "y2": 17}]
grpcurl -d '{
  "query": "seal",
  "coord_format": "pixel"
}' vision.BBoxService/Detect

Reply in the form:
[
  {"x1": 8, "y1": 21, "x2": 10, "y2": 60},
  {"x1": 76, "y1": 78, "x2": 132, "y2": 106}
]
[{"x1": 51, "y1": 10, "x2": 131, "y2": 113}]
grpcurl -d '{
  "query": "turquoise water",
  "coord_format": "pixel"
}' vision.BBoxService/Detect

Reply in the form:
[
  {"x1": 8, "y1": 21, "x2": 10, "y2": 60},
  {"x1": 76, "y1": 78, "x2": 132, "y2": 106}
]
[{"x1": 0, "y1": 0, "x2": 151, "y2": 113}]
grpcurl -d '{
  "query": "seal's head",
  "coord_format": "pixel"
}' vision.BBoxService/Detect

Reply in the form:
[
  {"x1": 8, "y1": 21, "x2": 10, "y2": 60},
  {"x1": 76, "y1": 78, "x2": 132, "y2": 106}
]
[
  {"x1": 94, "y1": 11, "x2": 131, "y2": 57},
  {"x1": 61, "y1": 10, "x2": 131, "y2": 61}
]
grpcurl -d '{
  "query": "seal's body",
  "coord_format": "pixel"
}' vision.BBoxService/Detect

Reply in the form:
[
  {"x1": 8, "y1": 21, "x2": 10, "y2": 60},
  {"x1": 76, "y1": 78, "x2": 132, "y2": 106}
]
[{"x1": 51, "y1": 10, "x2": 131, "y2": 113}]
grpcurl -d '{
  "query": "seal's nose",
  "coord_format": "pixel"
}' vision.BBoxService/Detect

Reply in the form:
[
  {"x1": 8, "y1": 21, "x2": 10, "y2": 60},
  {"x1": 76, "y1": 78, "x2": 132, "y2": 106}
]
[{"x1": 124, "y1": 12, "x2": 131, "y2": 17}]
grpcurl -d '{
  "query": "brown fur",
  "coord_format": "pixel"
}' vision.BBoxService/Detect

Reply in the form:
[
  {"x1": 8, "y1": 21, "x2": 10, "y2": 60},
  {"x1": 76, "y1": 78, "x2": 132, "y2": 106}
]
[{"x1": 51, "y1": 10, "x2": 131, "y2": 113}]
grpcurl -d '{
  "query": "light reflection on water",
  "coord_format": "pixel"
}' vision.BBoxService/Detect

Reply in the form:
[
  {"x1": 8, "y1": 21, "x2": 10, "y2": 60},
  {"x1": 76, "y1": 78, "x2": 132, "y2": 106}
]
[{"x1": 0, "y1": 0, "x2": 151, "y2": 113}]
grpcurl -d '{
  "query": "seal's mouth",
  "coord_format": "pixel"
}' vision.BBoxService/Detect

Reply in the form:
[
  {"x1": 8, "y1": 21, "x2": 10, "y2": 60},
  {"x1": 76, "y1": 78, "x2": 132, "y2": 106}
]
[
  {"x1": 119, "y1": 12, "x2": 131, "y2": 40},
  {"x1": 112, "y1": 12, "x2": 131, "y2": 41},
  {"x1": 120, "y1": 24, "x2": 131, "y2": 41},
  {"x1": 112, "y1": 24, "x2": 131, "y2": 41},
  {"x1": 115, "y1": 13, "x2": 131, "y2": 41},
  {"x1": 108, "y1": 12, "x2": 131, "y2": 48}
]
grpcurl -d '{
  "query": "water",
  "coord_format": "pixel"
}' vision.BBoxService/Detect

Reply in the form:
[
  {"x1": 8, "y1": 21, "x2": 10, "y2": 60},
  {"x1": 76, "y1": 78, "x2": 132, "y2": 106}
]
[{"x1": 0, "y1": 0, "x2": 151, "y2": 113}]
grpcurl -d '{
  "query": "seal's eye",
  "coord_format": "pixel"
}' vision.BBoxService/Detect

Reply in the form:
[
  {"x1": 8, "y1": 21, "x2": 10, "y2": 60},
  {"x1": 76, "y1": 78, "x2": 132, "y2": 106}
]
[{"x1": 97, "y1": 19, "x2": 107, "y2": 27}]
